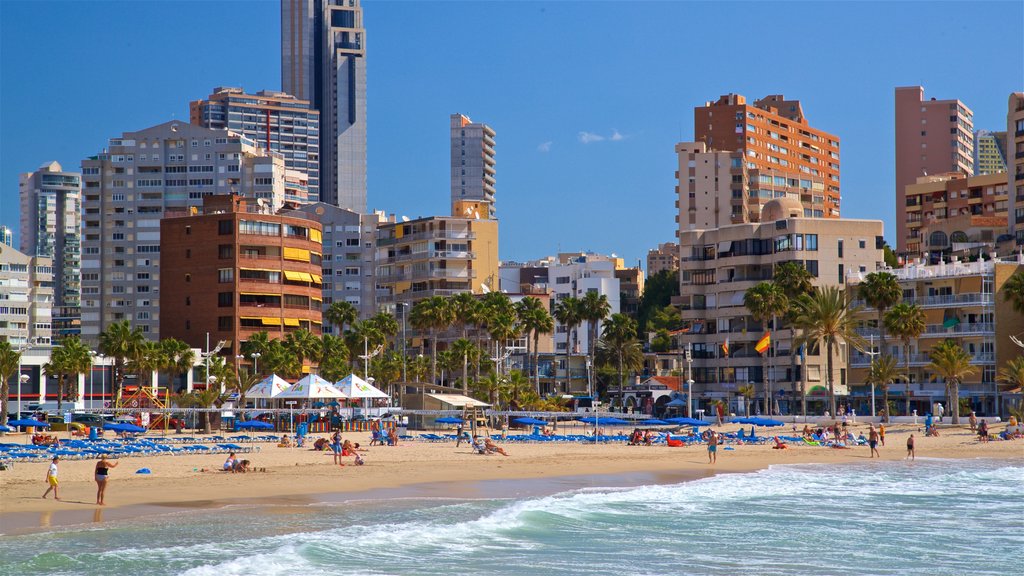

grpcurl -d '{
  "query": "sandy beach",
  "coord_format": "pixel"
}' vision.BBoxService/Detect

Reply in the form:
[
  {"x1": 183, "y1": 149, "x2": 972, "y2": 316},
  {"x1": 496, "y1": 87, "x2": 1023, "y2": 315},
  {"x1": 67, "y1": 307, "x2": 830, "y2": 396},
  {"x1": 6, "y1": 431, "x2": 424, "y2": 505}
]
[{"x1": 1, "y1": 421, "x2": 1021, "y2": 533}]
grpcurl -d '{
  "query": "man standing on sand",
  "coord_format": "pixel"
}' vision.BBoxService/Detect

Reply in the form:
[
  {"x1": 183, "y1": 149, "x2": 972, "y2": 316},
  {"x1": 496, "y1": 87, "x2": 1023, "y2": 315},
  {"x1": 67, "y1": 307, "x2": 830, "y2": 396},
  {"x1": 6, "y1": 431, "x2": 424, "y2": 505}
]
[
  {"x1": 42, "y1": 456, "x2": 60, "y2": 500},
  {"x1": 456, "y1": 423, "x2": 464, "y2": 447},
  {"x1": 879, "y1": 423, "x2": 886, "y2": 447},
  {"x1": 936, "y1": 403, "x2": 944, "y2": 423},
  {"x1": 868, "y1": 425, "x2": 880, "y2": 458},
  {"x1": 969, "y1": 411, "x2": 977, "y2": 432},
  {"x1": 707, "y1": 430, "x2": 718, "y2": 464},
  {"x1": 906, "y1": 434, "x2": 915, "y2": 460}
]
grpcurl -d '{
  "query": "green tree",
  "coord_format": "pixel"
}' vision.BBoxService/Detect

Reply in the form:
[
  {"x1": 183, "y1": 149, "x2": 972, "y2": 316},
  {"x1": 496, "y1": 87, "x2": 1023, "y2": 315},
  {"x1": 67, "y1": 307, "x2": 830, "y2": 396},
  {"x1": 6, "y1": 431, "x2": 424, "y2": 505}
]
[
  {"x1": 410, "y1": 296, "x2": 453, "y2": 384},
  {"x1": 486, "y1": 302, "x2": 522, "y2": 381},
  {"x1": 650, "y1": 329, "x2": 672, "y2": 353},
  {"x1": 231, "y1": 371, "x2": 263, "y2": 420},
  {"x1": 260, "y1": 340, "x2": 301, "y2": 379},
  {"x1": 773, "y1": 261, "x2": 815, "y2": 416},
  {"x1": 450, "y1": 338, "x2": 478, "y2": 393},
  {"x1": 318, "y1": 334, "x2": 350, "y2": 382},
  {"x1": 284, "y1": 329, "x2": 322, "y2": 372},
  {"x1": 553, "y1": 296, "x2": 583, "y2": 390},
  {"x1": 503, "y1": 370, "x2": 532, "y2": 410},
  {"x1": 1002, "y1": 270, "x2": 1024, "y2": 315},
  {"x1": 885, "y1": 302, "x2": 927, "y2": 415},
  {"x1": 368, "y1": 312, "x2": 399, "y2": 345},
  {"x1": 172, "y1": 388, "x2": 226, "y2": 434},
  {"x1": 637, "y1": 269, "x2": 680, "y2": 335},
  {"x1": 859, "y1": 271, "x2": 902, "y2": 354},
  {"x1": 927, "y1": 339, "x2": 976, "y2": 425},
  {"x1": 407, "y1": 354, "x2": 430, "y2": 383},
  {"x1": 516, "y1": 296, "x2": 554, "y2": 393},
  {"x1": 744, "y1": 282, "x2": 789, "y2": 414},
  {"x1": 324, "y1": 301, "x2": 358, "y2": 335},
  {"x1": 127, "y1": 340, "x2": 166, "y2": 390},
  {"x1": 647, "y1": 305, "x2": 683, "y2": 332},
  {"x1": 160, "y1": 338, "x2": 196, "y2": 392},
  {"x1": 600, "y1": 313, "x2": 640, "y2": 409},
  {"x1": 998, "y1": 356, "x2": 1024, "y2": 394},
  {"x1": 368, "y1": 350, "x2": 403, "y2": 398},
  {"x1": 793, "y1": 287, "x2": 867, "y2": 417},
  {"x1": 449, "y1": 292, "x2": 481, "y2": 340},
  {"x1": 882, "y1": 242, "x2": 899, "y2": 268},
  {"x1": 43, "y1": 335, "x2": 93, "y2": 411},
  {"x1": 580, "y1": 291, "x2": 611, "y2": 361},
  {"x1": 472, "y1": 372, "x2": 503, "y2": 409},
  {"x1": 0, "y1": 341, "x2": 21, "y2": 425},
  {"x1": 866, "y1": 354, "x2": 902, "y2": 423},
  {"x1": 98, "y1": 320, "x2": 144, "y2": 397},
  {"x1": 737, "y1": 384, "x2": 756, "y2": 417}
]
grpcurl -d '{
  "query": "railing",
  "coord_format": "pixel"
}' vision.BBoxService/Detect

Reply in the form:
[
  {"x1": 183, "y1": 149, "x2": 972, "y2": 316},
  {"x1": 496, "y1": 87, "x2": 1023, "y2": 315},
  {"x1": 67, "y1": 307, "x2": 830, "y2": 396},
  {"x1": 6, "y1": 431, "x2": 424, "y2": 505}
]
[
  {"x1": 851, "y1": 292, "x2": 993, "y2": 310},
  {"x1": 856, "y1": 322, "x2": 994, "y2": 338},
  {"x1": 378, "y1": 230, "x2": 476, "y2": 245},
  {"x1": 850, "y1": 352, "x2": 995, "y2": 368}
]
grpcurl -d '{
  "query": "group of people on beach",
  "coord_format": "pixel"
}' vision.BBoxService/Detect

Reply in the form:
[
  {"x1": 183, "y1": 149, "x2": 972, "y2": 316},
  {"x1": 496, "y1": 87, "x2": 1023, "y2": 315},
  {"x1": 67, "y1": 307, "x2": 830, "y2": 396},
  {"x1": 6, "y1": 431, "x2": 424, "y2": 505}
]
[{"x1": 42, "y1": 454, "x2": 120, "y2": 505}]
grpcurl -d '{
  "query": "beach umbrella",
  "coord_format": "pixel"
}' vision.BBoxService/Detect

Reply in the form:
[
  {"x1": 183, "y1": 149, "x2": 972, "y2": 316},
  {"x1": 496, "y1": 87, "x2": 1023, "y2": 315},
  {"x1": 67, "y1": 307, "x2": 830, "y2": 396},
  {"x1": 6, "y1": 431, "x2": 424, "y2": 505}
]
[
  {"x1": 513, "y1": 417, "x2": 548, "y2": 426},
  {"x1": 577, "y1": 416, "x2": 629, "y2": 426},
  {"x1": 104, "y1": 422, "x2": 146, "y2": 433},
  {"x1": 236, "y1": 420, "x2": 274, "y2": 430},
  {"x1": 666, "y1": 417, "x2": 710, "y2": 427},
  {"x1": 665, "y1": 398, "x2": 687, "y2": 408},
  {"x1": 0, "y1": 424, "x2": 16, "y2": 432},
  {"x1": 640, "y1": 419, "x2": 670, "y2": 426},
  {"x1": 731, "y1": 417, "x2": 755, "y2": 425},
  {"x1": 8, "y1": 418, "x2": 50, "y2": 428},
  {"x1": 747, "y1": 417, "x2": 785, "y2": 427},
  {"x1": 435, "y1": 417, "x2": 463, "y2": 424}
]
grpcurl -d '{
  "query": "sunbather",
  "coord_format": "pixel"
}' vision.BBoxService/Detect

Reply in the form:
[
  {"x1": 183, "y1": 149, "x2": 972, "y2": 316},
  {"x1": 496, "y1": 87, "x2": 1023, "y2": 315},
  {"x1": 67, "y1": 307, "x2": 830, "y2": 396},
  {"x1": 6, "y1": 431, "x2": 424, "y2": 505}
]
[
  {"x1": 772, "y1": 436, "x2": 788, "y2": 449},
  {"x1": 483, "y1": 438, "x2": 509, "y2": 456},
  {"x1": 223, "y1": 452, "x2": 236, "y2": 471}
]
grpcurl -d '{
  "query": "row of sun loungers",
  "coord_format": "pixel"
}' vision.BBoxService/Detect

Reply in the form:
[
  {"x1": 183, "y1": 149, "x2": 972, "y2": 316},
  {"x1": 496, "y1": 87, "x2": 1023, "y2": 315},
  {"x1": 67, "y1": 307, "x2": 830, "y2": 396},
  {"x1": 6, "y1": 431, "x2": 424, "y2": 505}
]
[{"x1": 0, "y1": 437, "x2": 265, "y2": 464}]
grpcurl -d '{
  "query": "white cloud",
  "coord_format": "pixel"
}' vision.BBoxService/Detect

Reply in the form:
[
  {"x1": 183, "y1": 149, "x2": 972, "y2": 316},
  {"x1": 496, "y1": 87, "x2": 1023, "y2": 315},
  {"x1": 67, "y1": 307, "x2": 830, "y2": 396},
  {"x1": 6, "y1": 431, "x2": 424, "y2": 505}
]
[
  {"x1": 610, "y1": 129, "x2": 624, "y2": 141},
  {"x1": 537, "y1": 141, "x2": 553, "y2": 153},
  {"x1": 578, "y1": 131, "x2": 604, "y2": 144}
]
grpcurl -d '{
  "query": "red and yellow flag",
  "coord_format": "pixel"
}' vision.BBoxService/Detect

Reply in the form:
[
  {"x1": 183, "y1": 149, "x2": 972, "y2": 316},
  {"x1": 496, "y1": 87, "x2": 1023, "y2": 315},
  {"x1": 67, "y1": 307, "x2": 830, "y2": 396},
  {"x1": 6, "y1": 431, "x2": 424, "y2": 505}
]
[
  {"x1": 755, "y1": 331, "x2": 771, "y2": 354},
  {"x1": 721, "y1": 337, "x2": 730, "y2": 357}
]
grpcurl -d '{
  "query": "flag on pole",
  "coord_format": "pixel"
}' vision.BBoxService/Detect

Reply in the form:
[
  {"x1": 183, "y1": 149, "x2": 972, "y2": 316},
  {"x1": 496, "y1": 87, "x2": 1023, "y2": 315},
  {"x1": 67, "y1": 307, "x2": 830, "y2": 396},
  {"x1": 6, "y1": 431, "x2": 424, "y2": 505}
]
[
  {"x1": 721, "y1": 337, "x2": 730, "y2": 357},
  {"x1": 755, "y1": 331, "x2": 771, "y2": 354}
]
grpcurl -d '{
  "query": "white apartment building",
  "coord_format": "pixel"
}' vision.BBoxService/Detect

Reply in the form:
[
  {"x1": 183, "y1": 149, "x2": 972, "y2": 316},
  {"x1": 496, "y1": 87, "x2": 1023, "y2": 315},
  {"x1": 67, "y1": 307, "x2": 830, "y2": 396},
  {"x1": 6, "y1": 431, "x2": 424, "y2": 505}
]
[
  {"x1": 0, "y1": 244, "x2": 53, "y2": 346},
  {"x1": 80, "y1": 121, "x2": 287, "y2": 341},
  {"x1": 500, "y1": 252, "x2": 621, "y2": 356}
]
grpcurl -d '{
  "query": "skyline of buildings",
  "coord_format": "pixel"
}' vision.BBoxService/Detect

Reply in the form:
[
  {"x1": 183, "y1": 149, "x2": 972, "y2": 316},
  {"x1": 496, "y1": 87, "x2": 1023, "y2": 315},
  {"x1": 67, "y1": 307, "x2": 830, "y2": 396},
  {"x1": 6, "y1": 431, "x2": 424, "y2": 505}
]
[
  {"x1": 450, "y1": 113, "x2": 497, "y2": 217},
  {"x1": 281, "y1": 0, "x2": 367, "y2": 212}
]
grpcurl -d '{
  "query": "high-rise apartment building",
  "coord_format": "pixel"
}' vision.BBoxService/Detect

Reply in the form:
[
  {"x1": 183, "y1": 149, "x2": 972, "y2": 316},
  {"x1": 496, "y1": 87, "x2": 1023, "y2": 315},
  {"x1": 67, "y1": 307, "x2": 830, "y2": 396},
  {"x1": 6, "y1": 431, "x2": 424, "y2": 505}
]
[
  {"x1": 1008, "y1": 92, "x2": 1024, "y2": 245},
  {"x1": 973, "y1": 130, "x2": 1007, "y2": 175},
  {"x1": 894, "y1": 86, "x2": 975, "y2": 254},
  {"x1": 286, "y1": 201, "x2": 383, "y2": 326},
  {"x1": 646, "y1": 242, "x2": 679, "y2": 277},
  {"x1": 160, "y1": 195, "x2": 324, "y2": 356},
  {"x1": 19, "y1": 161, "x2": 82, "y2": 340},
  {"x1": 903, "y1": 172, "x2": 1009, "y2": 258},
  {"x1": 0, "y1": 226, "x2": 13, "y2": 248},
  {"x1": 690, "y1": 94, "x2": 841, "y2": 226},
  {"x1": 450, "y1": 113, "x2": 496, "y2": 216},
  {"x1": 80, "y1": 121, "x2": 287, "y2": 341},
  {"x1": 675, "y1": 198, "x2": 884, "y2": 414},
  {"x1": 191, "y1": 87, "x2": 321, "y2": 206},
  {"x1": 0, "y1": 244, "x2": 53, "y2": 346},
  {"x1": 281, "y1": 0, "x2": 367, "y2": 212}
]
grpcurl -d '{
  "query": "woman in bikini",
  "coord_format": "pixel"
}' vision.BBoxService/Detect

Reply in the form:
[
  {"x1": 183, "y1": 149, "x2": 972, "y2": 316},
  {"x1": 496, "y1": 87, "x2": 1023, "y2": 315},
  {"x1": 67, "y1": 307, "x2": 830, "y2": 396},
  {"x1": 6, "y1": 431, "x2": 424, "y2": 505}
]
[{"x1": 95, "y1": 455, "x2": 119, "y2": 505}]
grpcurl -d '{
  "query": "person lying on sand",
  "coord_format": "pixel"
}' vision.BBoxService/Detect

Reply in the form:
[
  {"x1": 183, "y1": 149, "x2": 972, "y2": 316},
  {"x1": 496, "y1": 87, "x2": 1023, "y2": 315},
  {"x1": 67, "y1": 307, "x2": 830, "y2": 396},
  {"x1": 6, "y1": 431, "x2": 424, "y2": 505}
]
[
  {"x1": 772, "y1": 436, "x2": 788, "y2": 449},
  {"x1": 483, "y1": 438, "x2": 509, "y2": 457},
  {"x1": 278, "y1": 435, "x2": 293, "y2": 448}
]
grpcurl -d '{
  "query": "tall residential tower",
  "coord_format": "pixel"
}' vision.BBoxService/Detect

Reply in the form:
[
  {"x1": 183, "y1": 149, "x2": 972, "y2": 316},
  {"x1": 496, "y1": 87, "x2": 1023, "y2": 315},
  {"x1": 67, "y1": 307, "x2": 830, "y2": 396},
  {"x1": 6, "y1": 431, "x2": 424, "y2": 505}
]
[
  {"x1": 281, "y1": 0, "x2": 367, "y2": 212},
  {"x1": 450, "y1": 113, "x2": 496, "y2": 216}
]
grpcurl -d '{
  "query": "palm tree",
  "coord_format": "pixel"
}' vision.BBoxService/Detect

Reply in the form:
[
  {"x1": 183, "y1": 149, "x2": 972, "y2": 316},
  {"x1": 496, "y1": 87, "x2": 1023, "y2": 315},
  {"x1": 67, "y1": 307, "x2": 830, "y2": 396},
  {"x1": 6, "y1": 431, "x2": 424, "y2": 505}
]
[
  {"x1": 1001, "y1": 270, "x2": 1024, "y2": 314},
  {"x1": 173, "y1": 388, "x2": 225, "y2": 434},
  {"x1": 449, "y1": 292, "x2": 481, "y2": 340},
  {"x1": 927, "y1": 339, "x2": 976, "y2": 425},
  {"x1": 473, "y1": 372, "x2": 503, "y2": 409},
  {"x1": 43, "y1": 336, "x2": 93, "y2": 411},
  {"x1": 240, "y1": 331, "x2": 272, "y2": 375},
  {"x1": 128, "y1": 340, "x2": 166, "y2": 391},
  {"x1": 859, "y1": 271, "x2": 902, "y2": 354},
  {"x1": 0, "y1": 341, "x2": 21, "y2": 425},
  {"x1": 773, "y1": 262, "x2": 814, "y2": 416},
  {"x1": 98, "y1": 320, "x2": 144, "y2": 397},
  {"x1": 744, "y1": 281, "x2": 789, "y2": 414},
  {"x1": 260, "y1": 340, "x2": 301, "y2": 379},
  {"x1": 553, "y1": 297, "x2": 583, "y2": 391},
  {"x1": 407, "y1": 354, "x2": 430, "y2": 383},
  {"x1": 231, "y1": 371, "x2": 263, "y2": 420},
  {"x1": 318, "y1": 334, "x2": 350, "y2": 382},
  {"x1": 410, "y1": 296, "x2": 453, "y2": 384},
  {"x1": 516, "y1": 297, "x2": 554, "y2": 393},
  {"x1": 503, "y1": 370, "x2": 532, "y2": 410},
  {"x1": 998, "y1": 356, "x2": 1024, "y2": 394},
  {"x1": 325, "y1": 301, "x2": 359, "y2": 336},
  {"x1": 600, "y1": 313, "x2": 640, "y2": 410},
  {"x1": 792, "y1": 287, "x2": 867, "y2": 417},
  {"x1": 885, "y1": 302, "x2": 927, "y2": 415},
  {"x1": 737, "y1": 384, "x2": 756, "y2": 417},
  {"x1": 580, "y1": 291, "x2": 611, "y2": 360},
  {"x1": 368, "y1": 312, "x2": 399, "y2": 346},
  {"x1": 284, "y1": 329, "x2": 322, "y2": 373},
  {"x1": 487, "y1": 305, "x2": 522, "y2": 381},
  {"x1": 450, "y1": 338, "x2": 478, "y2": 394},
  {"x1": 437, "y1": 349, "x2": 460, "y2": 387},
  {"x1": 160, "y1": 338, "x2": 195, "y2": 392},
  {"x1": 866, "y1": 354, "x2": 902, "y2": 423}
]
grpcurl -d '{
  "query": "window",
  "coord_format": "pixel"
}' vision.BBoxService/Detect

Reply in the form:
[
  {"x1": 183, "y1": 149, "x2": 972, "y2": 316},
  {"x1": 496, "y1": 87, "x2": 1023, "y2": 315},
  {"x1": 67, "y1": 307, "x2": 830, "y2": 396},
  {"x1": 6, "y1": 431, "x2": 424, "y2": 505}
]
[
  {"x1": 185, "y1": 274, "x2": 191, "y2": 283},
  {"x1": 858, "y1": 239, "x2": 866, "y2": 249},
  {"x1": 345, "y1": 267, "x2": 359, "y2": 276},
  {"x1": 218, "y1": 292, "x2": 233, "y2": 307},
  {"x1": 218, "y1": 316, "x2": 232, "y2": 330},
  {"x1": 218, "y1": 220, "x2": 233, "y2": 235},
  {"x1": 186, "y1": 249, "x2": 191, "y2": 259},
  {"x1": 837, "y1": 239, "x2": 843, "y2": 258},
  {"x1": 218, "y1": 268, "x2": 234, "y2": 283},
  {"x1": 219, "y1": 245, "x2": 234, "y2": 259},
  {"x1": 805, "y1": 260, "x2": 819, "y2": 277},
  {"x1": 838, "y1": 264, "x2": 844, "y2": 284},
  {"x1": 805, "y1": 234, "x2": 818, "y2": 251},
  {"x1": 185, "y1": 296, "x2": 191, "y2": 306}
]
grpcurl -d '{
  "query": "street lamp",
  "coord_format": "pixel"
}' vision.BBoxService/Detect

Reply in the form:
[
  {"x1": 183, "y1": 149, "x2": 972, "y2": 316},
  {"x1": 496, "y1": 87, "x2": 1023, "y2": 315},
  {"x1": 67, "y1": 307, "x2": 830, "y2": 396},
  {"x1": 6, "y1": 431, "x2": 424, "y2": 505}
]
[
  {"x1": 398, "y1": 302, "x2": 409, "y2": 383},
  {"x1": 686, "y1": 343, "x2": 694, "y2": 418},
  {"x1": 15, "y1": 338, "x2": 35, "y2": 415},
  {"x1": 250, "y1": 352, "x2": 262, "y2": 375},
  {"x1": 97, "y1": 354, "x2": 106, "y2": 409},
  {"x1": 864, "y1": 334, "x2": 880, "y2": 419},
  {"x1": 235, "y1": 355, "x2": 244, "y2": 380}
]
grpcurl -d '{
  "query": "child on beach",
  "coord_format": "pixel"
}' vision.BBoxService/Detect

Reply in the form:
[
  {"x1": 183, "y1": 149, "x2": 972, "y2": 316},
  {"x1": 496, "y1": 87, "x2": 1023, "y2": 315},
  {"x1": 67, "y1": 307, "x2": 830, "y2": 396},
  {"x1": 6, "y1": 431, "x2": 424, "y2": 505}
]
[
  {"x1": 42, "y1": 456, "x2": 60, "y2": 500},
  {"x1": 879, "y1": 424, "x2": 886, "y2": 446}
]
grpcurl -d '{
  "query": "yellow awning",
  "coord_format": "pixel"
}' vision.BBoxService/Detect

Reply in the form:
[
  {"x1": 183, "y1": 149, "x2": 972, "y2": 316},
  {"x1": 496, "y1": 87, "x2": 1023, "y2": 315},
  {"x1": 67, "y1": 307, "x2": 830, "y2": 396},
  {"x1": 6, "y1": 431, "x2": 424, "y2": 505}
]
[
  {"x1": 298, "y1": 272, "x2": 314, "y2": 282},
  {"x1": 283, "y1": 247, "x2": 310, "y2": 262},
  {"x1": 311, "y1": 274, "x2": 322, "y2": 284},
  {"x1": 284, "y1": 270, "x2": 304, "y2": 281},
  {"x1": 241, "y1": 267, "x2": 280, "y2": 273},
  {"x1": 240, "y1": 292, "x2": 281, "y2": 297},
  {"x1": 283, "y1": 318, "x2": 300, "y2": 327},
  {"x1": 261, "y1": 317, "x2": 282, "y2": 325},
  {"x1": 310, "y1": 229, "x2": 322, "y2": 243},
  {"x1": 311, "y1": 297, "x2": 323, "y2": 303},
  {"x1": 311, "y1": 319, "x2": 322, "y2": 324}
]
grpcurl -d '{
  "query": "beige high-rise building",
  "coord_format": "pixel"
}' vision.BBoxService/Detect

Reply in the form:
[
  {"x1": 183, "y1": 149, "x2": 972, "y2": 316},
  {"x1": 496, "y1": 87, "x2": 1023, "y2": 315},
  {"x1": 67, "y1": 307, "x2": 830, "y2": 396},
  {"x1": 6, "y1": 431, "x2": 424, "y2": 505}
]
[
  {"x1": 675, "y1": 198, "x2": 884, "y2": 414},
  {"x1": 895, "y1": 86, "x2": 975, "y2": 254},
  {"x1": 1008, "y1": 92, "x2": 1024, "y2": 245},
  {"x1": 80, "y1": 121, "x2": 287, "y2": 341},
  {"x1": 903, "y1": 172, "x2": 1009, "y2": 258},
  {"x1": 0, "y1": 244, "x2": 53, "y2": 346},
  {"x1": 451, "y1": 114, "x2": 496, "y2": 216},
  {"x1": 647, "y1": 242, "x2": 679, "y2": 277},
  {"x1": 973, "y1": 130, "x2": 1007, "y2": 175}
]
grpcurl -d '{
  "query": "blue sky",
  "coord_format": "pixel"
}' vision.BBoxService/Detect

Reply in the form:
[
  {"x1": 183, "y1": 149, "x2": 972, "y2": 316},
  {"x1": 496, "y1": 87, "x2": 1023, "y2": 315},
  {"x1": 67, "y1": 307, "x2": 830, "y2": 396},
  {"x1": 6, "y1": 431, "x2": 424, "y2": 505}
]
[{"x1": 1, "y1": 1, "x2": 1021, "y2": 267}]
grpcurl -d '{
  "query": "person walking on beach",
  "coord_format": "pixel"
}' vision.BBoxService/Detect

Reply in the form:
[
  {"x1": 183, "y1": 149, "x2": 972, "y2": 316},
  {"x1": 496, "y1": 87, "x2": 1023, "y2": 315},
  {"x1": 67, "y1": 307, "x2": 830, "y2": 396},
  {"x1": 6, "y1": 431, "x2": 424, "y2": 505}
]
[
  {"x1": 42, "y1": 456, "x2": 60, "y2": 500},
  {"x1": 95, "y1": 455, "x2": 119, "y2": 505},
  {"x1": 868, "y1": 425, "x2": 880, "y2": 458},
  {"x1": 878, "y1": 424, "x2": 886, "y2": 447},
  {"x1": 456, "y1": 423, "x2": 465, "y2": 447},
  {"x1": 969, "y1": 411, "x2": 977, "y2": 432},
  {"x1": 906, "y1": 434, "x2": 915, "y2": 460},
  {"x1": 707, "y1": 430, "x2": 718, "y2": 464}
]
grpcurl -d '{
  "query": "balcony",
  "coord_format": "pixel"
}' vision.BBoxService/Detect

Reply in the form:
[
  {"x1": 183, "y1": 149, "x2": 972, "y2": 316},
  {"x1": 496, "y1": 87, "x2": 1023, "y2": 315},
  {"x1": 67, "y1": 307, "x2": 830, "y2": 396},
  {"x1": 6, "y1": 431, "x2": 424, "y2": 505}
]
[
  {"x1": 851, "y1": 292, "x2": 993, "y2": 310},
  {"x1": 850, "y1": 352, "x2": 994, "y2": 368},
  {"x1": 378, "y1": 230, "x2": 475, "y2": 245},
  {"x1": 429, "y1": 269, "x2": 476, "y2": 279},
  {"x1": 856, "y1": 322, "x2": 994, "y2": 339}
]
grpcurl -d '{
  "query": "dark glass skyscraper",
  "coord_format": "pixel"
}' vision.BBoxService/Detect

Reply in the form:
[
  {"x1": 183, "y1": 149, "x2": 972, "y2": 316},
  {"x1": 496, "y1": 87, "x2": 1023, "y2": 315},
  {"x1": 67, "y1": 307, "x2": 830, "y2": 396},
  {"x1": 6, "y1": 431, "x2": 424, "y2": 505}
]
[{"x1": 281, "y1": 0, "x2": 367, "y2": 213}]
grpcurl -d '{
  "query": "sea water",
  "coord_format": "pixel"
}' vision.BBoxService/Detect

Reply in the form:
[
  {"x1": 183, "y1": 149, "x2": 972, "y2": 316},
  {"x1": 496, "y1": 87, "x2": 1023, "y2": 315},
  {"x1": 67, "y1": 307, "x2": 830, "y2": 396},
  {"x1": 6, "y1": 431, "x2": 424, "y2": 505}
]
[{"x1": 0, "y1": 459, "x2": 1019, "y2": 576}]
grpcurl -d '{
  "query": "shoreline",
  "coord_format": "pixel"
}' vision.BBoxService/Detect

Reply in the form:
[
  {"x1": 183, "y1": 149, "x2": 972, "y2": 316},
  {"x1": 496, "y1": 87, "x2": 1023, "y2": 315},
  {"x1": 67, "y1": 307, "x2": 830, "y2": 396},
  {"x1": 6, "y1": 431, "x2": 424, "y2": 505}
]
[{"x1": 2, "y1": 422, "x2": 1021, "y2": 535}]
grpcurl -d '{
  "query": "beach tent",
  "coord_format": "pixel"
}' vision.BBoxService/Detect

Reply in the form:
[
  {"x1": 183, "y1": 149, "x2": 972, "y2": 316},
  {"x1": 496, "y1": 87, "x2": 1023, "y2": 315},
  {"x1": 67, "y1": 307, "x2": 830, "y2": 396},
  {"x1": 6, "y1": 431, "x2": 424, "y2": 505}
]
[
  {"x1": 247, "y1": 375, "x2": 292, "y2": 399},
  {"x1": 276, "y1": 374, "x2": 348, "y2": 400},
  {"x1": 335, "y1": 374, "x2": 389, "y2": 399}
]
